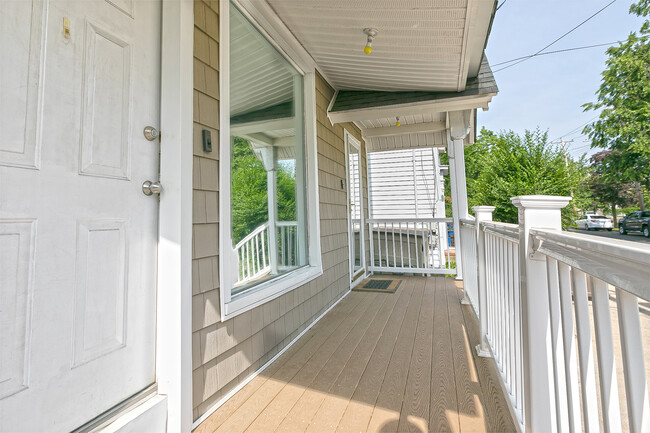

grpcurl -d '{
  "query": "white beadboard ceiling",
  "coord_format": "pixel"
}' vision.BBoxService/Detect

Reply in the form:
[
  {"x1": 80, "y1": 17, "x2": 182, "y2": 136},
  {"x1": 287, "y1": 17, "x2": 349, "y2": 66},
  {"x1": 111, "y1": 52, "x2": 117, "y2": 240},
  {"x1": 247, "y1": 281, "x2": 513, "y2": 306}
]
[
  {"x1": 266, "y1": 0, "x2": 495, "y2": 92},
  {"x1": 231, "y1": 3, "x2": 297, "y2": 116}
]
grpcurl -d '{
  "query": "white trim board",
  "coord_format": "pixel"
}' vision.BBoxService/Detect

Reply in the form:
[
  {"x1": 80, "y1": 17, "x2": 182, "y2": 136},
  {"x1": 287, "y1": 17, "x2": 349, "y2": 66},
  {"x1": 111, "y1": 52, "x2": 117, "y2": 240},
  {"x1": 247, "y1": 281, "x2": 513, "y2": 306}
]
[
  {"x1": 192, "y1": 288, "x2": 352, "y2": 430},
  {"x1": 328, "y1": 93, "x2": 495, "y2": 124}
]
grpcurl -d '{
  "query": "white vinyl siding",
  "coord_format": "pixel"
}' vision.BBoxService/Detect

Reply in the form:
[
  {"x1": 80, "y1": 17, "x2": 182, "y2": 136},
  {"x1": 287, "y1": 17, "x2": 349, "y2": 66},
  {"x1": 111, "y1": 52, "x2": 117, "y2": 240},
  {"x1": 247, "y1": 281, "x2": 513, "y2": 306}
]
[{"x1": 367, "y1": 148, "x2": 443, "y2": 219}]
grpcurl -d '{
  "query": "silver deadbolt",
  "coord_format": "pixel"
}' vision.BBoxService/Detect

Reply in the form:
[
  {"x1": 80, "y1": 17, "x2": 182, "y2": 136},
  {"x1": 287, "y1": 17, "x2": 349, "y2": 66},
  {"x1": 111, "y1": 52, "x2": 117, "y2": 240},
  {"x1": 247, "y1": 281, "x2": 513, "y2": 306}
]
[
  {"x1": 142, "y1": 180, "x2": 162, "y2": 196},
  {"x1": 143, "y1": 126, "x2": 159, "y2": 141}
]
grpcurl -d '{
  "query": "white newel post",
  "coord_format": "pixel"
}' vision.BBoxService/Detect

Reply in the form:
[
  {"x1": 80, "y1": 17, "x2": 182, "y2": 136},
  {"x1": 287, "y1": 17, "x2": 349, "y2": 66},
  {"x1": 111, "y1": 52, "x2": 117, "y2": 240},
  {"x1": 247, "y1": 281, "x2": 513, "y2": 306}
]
[
  {"x1": 512, "y1": 195, "x2": 571, "y2": 433},
  {"x1": 473, "y1": 205, "x2": 495, "y2": 357}
]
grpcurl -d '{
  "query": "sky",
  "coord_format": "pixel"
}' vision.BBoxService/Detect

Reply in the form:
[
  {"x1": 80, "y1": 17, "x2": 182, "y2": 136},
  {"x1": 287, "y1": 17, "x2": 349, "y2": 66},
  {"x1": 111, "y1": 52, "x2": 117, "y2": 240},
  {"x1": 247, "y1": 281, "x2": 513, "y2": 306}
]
[{"x1": 479, "y1": 0, "x2": 646, "y2": 160}]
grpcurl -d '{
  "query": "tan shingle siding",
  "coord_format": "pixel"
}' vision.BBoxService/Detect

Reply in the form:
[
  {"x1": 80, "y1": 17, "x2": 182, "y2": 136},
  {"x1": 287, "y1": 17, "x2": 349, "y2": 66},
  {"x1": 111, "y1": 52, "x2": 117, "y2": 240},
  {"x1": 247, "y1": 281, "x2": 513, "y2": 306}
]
[{"x1": 191, "y1": 2, "x2": 368, "y2": 419}]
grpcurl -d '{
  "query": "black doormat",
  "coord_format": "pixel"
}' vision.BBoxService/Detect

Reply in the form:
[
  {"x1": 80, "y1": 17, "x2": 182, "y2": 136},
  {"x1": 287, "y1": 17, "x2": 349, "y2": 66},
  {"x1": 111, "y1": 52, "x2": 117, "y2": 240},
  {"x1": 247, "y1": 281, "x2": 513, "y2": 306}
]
[{"x1": 353, "y1": 278, "x2": 401, "y2": 293}]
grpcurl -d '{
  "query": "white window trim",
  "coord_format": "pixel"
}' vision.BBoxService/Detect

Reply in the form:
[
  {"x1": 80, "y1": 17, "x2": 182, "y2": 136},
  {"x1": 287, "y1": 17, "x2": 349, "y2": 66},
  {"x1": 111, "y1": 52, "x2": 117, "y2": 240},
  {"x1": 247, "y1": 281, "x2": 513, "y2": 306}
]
[{"x1": 219, "y1": 0, "x2": 322, "y2": 321}]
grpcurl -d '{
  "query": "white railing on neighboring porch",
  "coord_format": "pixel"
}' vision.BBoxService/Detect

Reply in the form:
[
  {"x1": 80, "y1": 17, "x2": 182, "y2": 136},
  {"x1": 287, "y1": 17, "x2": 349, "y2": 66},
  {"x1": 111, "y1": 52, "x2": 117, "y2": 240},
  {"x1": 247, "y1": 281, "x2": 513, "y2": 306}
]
[
  {"x1": 367, "y1": 218, "x2": 455, "y2": 275},
  {"x1": 459, "y1": 197, "x2": 650, "y2": 433},
  {"x1": 234, "y1": 221, "x2": 298, "y2": 286}
]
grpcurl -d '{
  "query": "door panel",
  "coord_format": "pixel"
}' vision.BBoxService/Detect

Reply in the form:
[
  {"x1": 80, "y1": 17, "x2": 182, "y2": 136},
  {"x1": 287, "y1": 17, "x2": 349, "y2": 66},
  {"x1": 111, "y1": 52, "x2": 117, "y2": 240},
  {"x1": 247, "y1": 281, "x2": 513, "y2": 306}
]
[{"x1": 0, "y1": 1, "x2": 161, "y2": 431}]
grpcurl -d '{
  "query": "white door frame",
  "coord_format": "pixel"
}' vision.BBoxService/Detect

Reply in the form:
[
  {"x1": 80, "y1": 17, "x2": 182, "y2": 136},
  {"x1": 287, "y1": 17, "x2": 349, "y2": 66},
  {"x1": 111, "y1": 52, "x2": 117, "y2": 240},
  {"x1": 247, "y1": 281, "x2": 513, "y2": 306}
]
[
  {"x1": 344, "y1": 130, "x2": 366, "y2": 287},
  {"x1": 156, "y1": 0, "x2": 194, "y2": 431}
]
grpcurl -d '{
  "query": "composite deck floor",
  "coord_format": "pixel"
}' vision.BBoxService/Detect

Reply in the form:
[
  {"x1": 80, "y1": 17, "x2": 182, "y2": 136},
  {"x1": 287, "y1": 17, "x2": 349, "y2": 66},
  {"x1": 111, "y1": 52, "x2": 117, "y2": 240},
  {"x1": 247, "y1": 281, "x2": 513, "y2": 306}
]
[{"x1": 195, "y1": 277, "x2": 518, "y2": 433}]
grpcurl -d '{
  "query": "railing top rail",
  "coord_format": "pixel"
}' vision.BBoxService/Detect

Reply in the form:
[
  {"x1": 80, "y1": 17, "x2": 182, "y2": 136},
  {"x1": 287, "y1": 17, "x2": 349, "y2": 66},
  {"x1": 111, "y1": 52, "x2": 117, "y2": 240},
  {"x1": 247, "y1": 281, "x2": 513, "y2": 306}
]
[
  {"x1": 234, "y1": 222, "x2": 269, "y2": 250},
  {"x1": 367, "y1": 217, "x2": 452, "y2": 224},
  {"x1": 276, "y1": 221, "x2": 297, "y2": 227},
  {"x1": 480, "y1": 220, "x2": 519, "y2": 243},
  {"x1": 531, "y1": 228, "x2": 650, "y2": 300},
  {"x1": 460, "y1": 218, "x2": 476, "y2": 227}
]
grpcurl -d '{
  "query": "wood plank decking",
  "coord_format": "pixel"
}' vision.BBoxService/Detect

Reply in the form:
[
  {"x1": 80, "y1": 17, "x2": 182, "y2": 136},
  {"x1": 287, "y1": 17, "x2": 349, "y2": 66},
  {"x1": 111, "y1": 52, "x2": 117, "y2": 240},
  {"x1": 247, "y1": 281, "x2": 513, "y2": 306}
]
[{"x1": 195, "y1": 277, "x2": 518, "y2": 433}]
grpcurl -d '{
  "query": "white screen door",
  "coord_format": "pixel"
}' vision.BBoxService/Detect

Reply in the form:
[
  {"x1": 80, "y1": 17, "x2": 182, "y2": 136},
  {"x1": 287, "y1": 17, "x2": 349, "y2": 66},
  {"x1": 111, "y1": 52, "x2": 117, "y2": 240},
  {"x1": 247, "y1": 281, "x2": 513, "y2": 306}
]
[
  {"x1": 0, "y1": 0, "x2": 161, "y2": 430},
  {"x1": 345, "y1": 131, "x2": 365, "y2": 284}
]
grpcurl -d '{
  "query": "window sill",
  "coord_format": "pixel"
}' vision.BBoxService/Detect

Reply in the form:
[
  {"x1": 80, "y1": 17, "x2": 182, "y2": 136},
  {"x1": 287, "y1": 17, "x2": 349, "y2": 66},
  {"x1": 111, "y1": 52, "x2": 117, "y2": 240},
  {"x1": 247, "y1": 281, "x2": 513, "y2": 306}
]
[{"x1": 221, "y1": 265, "x2": 323, "y2": 321}]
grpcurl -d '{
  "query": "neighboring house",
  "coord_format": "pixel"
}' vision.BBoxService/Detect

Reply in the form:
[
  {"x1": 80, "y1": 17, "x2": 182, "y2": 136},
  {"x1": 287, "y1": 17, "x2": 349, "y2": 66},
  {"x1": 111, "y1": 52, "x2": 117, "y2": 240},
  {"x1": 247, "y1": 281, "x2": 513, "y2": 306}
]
[{"x1": 7, "y1": 2, "x2": 646, "y2": 433}]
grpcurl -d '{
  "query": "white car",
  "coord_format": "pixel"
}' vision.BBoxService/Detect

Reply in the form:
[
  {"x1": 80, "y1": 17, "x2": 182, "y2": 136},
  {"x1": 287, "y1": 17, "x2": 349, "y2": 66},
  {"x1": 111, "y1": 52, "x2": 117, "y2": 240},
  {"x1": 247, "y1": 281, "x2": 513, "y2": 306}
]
[{"x1": 575, "y1": 214, "x2": 613, "y2": 231}]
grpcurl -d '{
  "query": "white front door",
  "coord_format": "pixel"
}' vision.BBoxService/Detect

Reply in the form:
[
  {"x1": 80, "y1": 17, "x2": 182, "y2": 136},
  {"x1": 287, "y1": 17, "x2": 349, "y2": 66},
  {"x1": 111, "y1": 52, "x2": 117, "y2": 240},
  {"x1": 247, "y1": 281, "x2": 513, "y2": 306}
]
[
  {"x1": 345, "y1": 131, "x2": 365, "y2": 284},
  {"x1": 0, "y1": 0, "x2": 161, "y2": 430}
]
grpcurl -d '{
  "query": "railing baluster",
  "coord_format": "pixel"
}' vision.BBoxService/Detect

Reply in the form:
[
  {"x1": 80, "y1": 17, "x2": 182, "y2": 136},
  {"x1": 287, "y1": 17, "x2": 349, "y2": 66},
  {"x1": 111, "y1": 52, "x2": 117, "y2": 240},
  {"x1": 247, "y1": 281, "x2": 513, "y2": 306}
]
[
  {"x1": 399, "y1": 222, "x2": 404, "y2": 268},
  {"x1": 407, "y1": 223, "x2": 411, "y2": 268},
  {"x1": 591, "y1": 277, "x2": 622, "y2": 433},
  {"x1": 546, "y1": 257, "x2": 571, "y2": 433},
  {"x1": 414, "y1": 223, "x2": 419, "y2": 268},
  {"x1": 572, "y1": 268, "x2": 600, "y2": 433},
  {"x1": 384, "y1": 225, "x2": 389, "y2": 267},
  {"x1": 616, "y1": 287, "x2": 650, "y2": 433},
  {"x1": 377, "y1": 223, "x2": 382, "y2": 267},
  {"x1": 558, "y1": 262, "x2": 582, "y2": 433},
  {"x1": 392, "y1": 222, "x2": 397, "y2": 268}
]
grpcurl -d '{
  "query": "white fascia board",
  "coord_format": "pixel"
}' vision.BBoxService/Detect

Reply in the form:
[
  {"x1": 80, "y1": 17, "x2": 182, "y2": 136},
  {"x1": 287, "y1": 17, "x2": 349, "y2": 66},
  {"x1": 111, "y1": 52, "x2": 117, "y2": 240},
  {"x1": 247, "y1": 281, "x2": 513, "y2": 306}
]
[
  {"x1": 458, "y1": 0, "x2": 496, "y2": 90},
  {"x1": 362, "y1": 121, "x2": 446, "y2": 138},
  {"x1": 230, "y1": 117, "x2": 294, "y2": 136},
  {"x1": 329, "y1": 93, "x2": 495, "y2": 124}
]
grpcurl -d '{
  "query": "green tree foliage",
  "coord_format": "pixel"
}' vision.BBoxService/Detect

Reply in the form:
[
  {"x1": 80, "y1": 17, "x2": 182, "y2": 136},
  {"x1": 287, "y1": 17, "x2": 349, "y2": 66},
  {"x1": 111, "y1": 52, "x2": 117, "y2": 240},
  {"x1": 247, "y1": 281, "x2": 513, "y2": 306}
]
[
  {"x1": 231, "y1": 137, "x2": 297, "y2": 244},
  {"x1": 583, "y1": 1, "x2": 650, "y2": 204},
  {"x1": 466, "y1": 128, "x2": 590, "y2": 225},
  {"x1": 588, "y1": 150, "x2": 636, "y2": 222}
]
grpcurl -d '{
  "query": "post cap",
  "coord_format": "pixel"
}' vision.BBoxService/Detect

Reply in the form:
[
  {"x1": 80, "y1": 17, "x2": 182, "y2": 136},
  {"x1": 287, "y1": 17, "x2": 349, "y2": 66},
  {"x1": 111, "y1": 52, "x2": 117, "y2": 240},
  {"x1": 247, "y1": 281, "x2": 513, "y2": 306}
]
[
  {"x1": 510, "y1": 195, "x2": 572, "y2": 210},
  {"x1": 472, "y1": 206, "x2": 496, "y2": 213}
]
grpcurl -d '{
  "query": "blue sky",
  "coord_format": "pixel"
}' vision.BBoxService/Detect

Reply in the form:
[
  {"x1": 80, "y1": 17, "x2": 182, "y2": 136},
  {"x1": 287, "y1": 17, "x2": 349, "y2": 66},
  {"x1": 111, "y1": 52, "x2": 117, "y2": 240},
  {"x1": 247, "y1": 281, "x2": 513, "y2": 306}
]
[{"x1": 479, "y1": 0, "x2": 645, "y2": 160}]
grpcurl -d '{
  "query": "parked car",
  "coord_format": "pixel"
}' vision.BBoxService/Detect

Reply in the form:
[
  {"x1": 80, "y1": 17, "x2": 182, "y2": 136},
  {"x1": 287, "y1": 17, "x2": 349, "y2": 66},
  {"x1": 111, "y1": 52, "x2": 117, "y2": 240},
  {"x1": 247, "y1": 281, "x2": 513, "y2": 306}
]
[
  {"x1": 619, "y1": 211, "x2": 650, "y2": 237},
  {"x1": 575, "y1": 214, "x2": 613, "y2": 231}
]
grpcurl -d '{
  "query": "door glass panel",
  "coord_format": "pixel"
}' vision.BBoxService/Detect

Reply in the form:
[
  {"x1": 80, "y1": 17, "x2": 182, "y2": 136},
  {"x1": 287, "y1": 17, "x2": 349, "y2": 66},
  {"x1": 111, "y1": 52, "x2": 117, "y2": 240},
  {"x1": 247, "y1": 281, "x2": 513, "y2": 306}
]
[{"x1": 348, "y1": 142, "x2": 362, "y2": 276}]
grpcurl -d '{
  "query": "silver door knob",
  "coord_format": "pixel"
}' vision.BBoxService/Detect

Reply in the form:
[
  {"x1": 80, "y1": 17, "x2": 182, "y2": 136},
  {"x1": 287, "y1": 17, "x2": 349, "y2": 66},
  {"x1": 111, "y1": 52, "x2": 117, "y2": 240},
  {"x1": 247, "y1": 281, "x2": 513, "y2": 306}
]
[
  {"x1": 142, "y1": 180, "x2": 162, "y2": 196},
  {"x1": 143, "y1": 126, "x2": 159, "y2": 141}
]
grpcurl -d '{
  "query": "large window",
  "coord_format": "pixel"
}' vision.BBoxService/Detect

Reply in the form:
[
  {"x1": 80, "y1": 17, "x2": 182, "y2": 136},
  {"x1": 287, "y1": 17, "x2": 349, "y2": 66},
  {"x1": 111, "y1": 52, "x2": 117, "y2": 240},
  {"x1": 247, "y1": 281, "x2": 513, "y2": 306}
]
[{"x1": 221, "y1": 1, "x2": 319, "y2": 317}]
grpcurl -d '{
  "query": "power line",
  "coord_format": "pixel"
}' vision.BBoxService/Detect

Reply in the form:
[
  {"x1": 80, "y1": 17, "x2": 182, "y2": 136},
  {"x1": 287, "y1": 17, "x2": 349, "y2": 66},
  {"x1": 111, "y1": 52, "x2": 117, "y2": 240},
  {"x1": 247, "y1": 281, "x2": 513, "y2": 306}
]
[
  {"x1": 493, "y1": 0, "x2": 618, "y2": 73},
  {"x1": 492, "y1": 41, "x2": 622, "y2": 67},
  {"x1": 549, "y1": 116, "x2": 599, "y2": 143},
  {"x1": 496, "y1": 0, "x2": 508, "y2": 11}
]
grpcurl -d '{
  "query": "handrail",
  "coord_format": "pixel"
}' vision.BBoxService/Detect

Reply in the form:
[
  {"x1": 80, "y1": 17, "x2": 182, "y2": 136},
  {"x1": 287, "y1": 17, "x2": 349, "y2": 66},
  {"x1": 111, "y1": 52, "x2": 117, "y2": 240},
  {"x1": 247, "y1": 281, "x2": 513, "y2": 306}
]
[
  {"x1": 531, "y1": 228, "x2": 650, "y2": 300},
  {"x1": 276, "y1": 221, "x2": 297, "y2": 227},
  {"x1": 235, "y1": 222, "x2": 269, "y2": 250},
  {"x1": 366, "y1": 217, "x2": 452, "y2": 224},
  {"x1": 460, "y1": 218, "x2": 476, "y2": 227},
  {"x1": 481, "y1": 221, "x2": 519, "y2": 243}
]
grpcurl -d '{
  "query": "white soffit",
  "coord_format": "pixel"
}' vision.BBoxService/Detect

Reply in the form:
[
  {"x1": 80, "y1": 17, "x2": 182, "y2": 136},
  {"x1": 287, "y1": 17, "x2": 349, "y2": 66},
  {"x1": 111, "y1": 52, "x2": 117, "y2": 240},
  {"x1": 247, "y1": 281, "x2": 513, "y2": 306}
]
[{"x1": 266, "y1": 0, "x2": 495, "y2": 92}]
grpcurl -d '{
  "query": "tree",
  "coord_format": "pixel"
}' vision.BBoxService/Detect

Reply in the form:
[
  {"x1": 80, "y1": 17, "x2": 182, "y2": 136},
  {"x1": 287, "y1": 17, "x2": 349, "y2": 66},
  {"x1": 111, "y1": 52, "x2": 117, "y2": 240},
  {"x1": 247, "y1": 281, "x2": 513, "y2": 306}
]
[
  {"x1": 230, "y1": 137, "x2": 297, "y2": 244},
  {"x1": 588, "y1": 150, "x2": 636, "y2": 224},
  {"x1": 466, "y1": 128, "x2": 590, "y2": 225},
  {"x1": 583, "y1": 0, "x2": 650, "y2": 209}
]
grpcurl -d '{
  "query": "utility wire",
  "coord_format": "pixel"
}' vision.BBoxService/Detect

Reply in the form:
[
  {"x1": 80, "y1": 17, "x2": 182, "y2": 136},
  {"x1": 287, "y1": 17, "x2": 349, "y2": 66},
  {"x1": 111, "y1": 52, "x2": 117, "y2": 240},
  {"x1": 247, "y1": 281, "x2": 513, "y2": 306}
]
[
  {"x1": 496, "y1": 0, "x2": 507, "y2": 11},
  {"x1": 493, "y1": 0, "x2": 618, "y2": 73},
  {"x1": 550, "y1": 116, "x2": 599, "y2": 143},
  {"x1": 492, "y1": 41, "x2": 622, "y2": 67}
]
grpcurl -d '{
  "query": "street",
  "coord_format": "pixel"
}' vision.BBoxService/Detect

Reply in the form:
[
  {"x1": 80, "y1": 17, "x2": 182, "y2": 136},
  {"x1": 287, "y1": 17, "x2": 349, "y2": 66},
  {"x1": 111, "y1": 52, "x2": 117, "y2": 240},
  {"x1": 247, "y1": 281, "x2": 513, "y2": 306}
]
[{"x1": 569, "y1": 227, "x2": 650, "y2": 244}]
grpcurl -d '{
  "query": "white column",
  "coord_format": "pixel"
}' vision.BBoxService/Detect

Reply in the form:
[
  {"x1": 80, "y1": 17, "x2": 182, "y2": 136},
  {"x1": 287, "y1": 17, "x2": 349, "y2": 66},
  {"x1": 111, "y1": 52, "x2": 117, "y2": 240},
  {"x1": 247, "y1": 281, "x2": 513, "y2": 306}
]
[
  {"x1": 448, "y1": 137, "x2": 468, "y2": 280},
  {"x1": 511, "y1": 195, "x2": 571, "y2": 433},
  {"x1": 260, "y1": 147, "x2": 278, "y2": 274},
  {"x1": 473, "y1": 205, "x2": 495, "y2": 357},
  {"x1": 158, "y1": 0, "x2": 194, "y2": 431}
]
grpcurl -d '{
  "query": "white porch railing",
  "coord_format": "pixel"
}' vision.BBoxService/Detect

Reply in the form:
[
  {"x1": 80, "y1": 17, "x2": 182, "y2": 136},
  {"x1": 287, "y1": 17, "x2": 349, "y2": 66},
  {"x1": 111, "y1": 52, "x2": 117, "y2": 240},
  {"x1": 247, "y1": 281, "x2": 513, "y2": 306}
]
[
  {"x1": 459, "y1": 197, "x2": 650, "y2": 433},
  {"x1": 234, "y1": 221, "x2": 298, "y2": 286},
  {"x1": 368, "y1": 218, "x2": 454, "y2": 275}
]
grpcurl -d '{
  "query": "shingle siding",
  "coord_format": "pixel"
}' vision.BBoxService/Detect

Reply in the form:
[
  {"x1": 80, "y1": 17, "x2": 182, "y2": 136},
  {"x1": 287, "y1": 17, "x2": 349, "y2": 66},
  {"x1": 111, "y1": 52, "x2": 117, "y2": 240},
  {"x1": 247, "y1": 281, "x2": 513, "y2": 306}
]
[{"x1": 191, "y1": 2, "x2": 367, "y2": 420}]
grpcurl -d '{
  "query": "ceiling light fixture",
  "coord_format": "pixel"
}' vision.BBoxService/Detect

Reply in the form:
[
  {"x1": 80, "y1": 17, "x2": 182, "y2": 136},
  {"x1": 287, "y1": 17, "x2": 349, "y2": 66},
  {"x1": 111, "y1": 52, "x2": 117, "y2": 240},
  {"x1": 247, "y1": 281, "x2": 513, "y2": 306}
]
[
  {"x1": 396, "y1": 116, "x2": 401, "y2": 126},
  {"x1": 363, "y1": 28, "x2": 378, "y2": 54}
]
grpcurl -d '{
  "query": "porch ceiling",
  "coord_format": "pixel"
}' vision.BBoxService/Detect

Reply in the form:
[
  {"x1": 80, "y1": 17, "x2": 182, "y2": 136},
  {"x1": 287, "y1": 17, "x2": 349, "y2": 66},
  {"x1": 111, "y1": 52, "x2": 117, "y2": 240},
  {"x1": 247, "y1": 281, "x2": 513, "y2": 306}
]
[{"x1": 266, "y1": 0, "x2": 497, "y2": 92}]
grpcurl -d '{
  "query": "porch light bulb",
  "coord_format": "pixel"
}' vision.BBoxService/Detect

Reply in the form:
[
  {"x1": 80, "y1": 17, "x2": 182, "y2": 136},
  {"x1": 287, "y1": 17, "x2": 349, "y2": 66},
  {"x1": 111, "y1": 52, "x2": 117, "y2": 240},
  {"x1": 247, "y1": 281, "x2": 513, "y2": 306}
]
[
  {"x1": 396, "y1": 117, "x2": 401, "y2": 126},
  {"x1": 363, "y1": 28, "x2": 378, "y2": 55}
]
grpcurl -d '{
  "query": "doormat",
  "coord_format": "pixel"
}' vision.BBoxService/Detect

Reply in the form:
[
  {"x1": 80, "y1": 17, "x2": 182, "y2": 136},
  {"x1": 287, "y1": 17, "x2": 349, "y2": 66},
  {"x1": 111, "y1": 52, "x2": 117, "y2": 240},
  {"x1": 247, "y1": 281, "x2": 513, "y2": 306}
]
[{"x1": 353, "y1": 279, "x2": 401, "y2": 293}]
